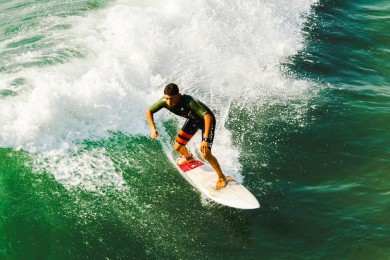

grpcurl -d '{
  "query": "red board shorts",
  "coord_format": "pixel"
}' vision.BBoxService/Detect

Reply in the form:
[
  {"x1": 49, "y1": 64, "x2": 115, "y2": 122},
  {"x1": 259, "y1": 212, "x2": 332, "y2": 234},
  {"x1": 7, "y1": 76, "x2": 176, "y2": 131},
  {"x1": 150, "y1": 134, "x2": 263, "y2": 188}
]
[{"x1": 175, "y1": 116, "x2": 215, "y2": 150}]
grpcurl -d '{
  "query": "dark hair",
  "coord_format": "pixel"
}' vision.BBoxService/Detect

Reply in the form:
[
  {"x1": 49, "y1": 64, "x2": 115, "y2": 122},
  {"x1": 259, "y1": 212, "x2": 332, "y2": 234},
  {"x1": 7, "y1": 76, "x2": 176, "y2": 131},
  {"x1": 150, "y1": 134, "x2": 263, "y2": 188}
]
[{"x1": 164, "y1": 83, "x2": 179, "y2": 95}]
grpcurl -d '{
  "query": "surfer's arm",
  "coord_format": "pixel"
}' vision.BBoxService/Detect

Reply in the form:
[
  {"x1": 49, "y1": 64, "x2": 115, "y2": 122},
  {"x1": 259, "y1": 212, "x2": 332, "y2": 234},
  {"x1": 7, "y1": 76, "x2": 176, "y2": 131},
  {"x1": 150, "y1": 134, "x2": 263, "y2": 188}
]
[
  {"x1": 200, "y1": 113, "x2": 212, "y2": 154},
  {"x1": 147, "y1": 98, "x2": 166, "y2": 140},
  {"x1": 203, "y1": 113, "x2": 212, "y2": 139},
  {"x1": 146, "y1": 108, "x2": 158, "y2": 140}
]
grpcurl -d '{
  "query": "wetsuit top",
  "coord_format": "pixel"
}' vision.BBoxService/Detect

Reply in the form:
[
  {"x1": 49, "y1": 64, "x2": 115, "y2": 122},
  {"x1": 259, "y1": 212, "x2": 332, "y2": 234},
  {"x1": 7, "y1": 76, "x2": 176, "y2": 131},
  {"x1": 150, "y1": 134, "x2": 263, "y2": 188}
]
[{"x1": 149, "y1": 94, "x2": 214, "y2": 121}]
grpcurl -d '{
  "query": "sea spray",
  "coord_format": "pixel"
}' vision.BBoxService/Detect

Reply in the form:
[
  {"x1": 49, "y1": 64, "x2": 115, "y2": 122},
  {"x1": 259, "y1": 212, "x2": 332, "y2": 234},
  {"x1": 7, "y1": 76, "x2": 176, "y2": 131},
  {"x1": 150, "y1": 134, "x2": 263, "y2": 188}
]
[{"x1": 0, "y1": 0, "x2": 317, "y2": 190}]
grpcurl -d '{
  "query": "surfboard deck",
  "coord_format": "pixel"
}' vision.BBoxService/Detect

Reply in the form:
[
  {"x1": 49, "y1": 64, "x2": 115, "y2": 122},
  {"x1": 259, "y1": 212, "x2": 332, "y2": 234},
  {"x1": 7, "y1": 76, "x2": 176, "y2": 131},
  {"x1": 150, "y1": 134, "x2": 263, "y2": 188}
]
[{"x1": 175, "y1": 159, "x2": 260, "y2": 209}]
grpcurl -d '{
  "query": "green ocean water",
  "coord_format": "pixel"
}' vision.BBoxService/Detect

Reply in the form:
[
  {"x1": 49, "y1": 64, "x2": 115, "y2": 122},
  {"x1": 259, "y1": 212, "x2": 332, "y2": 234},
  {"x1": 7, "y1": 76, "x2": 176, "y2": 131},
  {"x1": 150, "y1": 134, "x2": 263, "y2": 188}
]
[{"x1": 1, "y1": 0, "x2": 389, "y2": 259}]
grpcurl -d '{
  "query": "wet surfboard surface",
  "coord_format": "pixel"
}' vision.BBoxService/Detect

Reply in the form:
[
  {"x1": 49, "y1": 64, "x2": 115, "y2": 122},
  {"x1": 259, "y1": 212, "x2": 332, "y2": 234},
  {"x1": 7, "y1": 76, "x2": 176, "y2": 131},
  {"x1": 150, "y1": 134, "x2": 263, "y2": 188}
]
[{"x1": 176, "y1": 159, "x2": 260, "y2": 209}]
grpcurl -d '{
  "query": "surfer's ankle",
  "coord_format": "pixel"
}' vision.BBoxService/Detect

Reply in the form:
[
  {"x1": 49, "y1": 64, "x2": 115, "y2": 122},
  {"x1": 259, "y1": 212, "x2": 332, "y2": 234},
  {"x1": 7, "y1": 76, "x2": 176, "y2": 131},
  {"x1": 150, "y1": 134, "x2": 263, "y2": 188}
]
[
  {"x1": 216, "y1": 177, "x2": 227, "y2": 190},
  {"x1": 218, "y1": 174, "x2": 227, "y2": 181},
  {"x1": 186, "y1": 154, "x2": 194, "y2": 161},
  {"x1": 177, "y1": 154, "x2": 195, "y2": 165}
]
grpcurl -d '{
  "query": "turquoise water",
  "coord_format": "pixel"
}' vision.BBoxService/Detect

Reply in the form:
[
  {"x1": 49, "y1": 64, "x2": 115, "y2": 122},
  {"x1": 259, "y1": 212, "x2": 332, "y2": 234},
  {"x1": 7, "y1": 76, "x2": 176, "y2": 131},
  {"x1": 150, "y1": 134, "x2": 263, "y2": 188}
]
[{"x1": 1, "y1": 0, "x2": 389, "y2": 259}]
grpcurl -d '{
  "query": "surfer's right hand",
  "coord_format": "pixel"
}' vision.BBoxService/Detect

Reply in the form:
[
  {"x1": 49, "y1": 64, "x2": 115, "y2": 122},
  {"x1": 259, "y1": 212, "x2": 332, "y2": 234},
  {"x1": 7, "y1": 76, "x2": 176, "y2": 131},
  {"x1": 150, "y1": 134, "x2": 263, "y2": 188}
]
[{"x1": 150, "y1": 129, "x2": 158, "y2": 140}]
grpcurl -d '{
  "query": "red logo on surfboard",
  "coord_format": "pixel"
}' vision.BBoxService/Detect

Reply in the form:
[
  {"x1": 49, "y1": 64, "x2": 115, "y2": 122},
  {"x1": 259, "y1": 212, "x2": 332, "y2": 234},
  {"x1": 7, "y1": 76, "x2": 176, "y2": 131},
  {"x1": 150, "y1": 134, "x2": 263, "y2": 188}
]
[{"x1": 178, "y1": 160, "x2": 204, "y2": 172}]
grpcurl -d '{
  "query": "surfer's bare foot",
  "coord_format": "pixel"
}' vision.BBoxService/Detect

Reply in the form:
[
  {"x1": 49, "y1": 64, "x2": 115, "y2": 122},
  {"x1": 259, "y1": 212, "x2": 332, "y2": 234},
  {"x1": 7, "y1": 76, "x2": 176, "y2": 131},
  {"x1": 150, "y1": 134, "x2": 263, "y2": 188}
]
[
  {"x1": 177, "y1": 154, "x2": 195, "y2": 166},
  {"x1": 216, "y1": 176, "x2": 227, "y2": 190},
  {"x1": 226, "y1": 176, "x2": 235, "y2": 182}
]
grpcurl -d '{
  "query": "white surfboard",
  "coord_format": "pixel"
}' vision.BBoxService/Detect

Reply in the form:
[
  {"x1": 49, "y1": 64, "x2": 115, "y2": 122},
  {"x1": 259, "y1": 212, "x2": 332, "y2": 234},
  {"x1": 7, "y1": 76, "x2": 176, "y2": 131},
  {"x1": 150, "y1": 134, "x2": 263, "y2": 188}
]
[{"x1": 174, "y1": 159, "x2": 260, "y2": 209}]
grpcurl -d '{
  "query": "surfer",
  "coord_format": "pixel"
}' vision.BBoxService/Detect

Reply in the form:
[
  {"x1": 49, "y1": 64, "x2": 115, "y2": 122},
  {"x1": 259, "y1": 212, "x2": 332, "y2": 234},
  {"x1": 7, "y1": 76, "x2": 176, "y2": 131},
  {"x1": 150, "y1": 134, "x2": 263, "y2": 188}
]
[{"x1": 146, "y1": 83, "x2": 228, "y2": 189}]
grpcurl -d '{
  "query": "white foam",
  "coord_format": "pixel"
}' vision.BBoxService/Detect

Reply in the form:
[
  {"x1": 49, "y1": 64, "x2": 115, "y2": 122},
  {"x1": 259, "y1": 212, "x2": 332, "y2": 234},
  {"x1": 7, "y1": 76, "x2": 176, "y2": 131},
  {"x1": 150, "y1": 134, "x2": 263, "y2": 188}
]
[
  {"x1": 0, "y1": 0, "x2": 318, "y2": 190},
  {"x1": 32, "y1": 148, "x2": 127, "y2": 192}
]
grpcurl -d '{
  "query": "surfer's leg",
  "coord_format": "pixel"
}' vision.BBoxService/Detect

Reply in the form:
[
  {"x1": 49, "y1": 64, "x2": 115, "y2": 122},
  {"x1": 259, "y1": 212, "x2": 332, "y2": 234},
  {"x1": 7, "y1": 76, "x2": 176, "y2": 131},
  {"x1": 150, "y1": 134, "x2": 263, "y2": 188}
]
[
  {"x1": 201, "y1": 151, "x2": 224, "y2": 178},
  {"x1": 175, "y1": 120, "x2": 198, "y2": 165},
  {"x1": 202, "y1": 151, "x2": 227, "y2": 189},
  {"x1": 200, "y1": 119, "x2": 227, "y2": 189},
  {"x1": 175, "y1": 143, "x2": 195, "y2": 165},
  {"x1": 174, "y1": 142, "x2": 192, "y2": 158}
]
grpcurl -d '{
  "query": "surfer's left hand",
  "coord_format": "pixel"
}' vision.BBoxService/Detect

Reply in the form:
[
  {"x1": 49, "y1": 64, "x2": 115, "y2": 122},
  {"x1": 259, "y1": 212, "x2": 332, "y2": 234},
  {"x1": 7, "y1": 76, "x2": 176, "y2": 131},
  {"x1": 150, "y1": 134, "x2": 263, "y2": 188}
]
[{"x1": 216, "y1": 177, "x2": 227, "y2": 190}]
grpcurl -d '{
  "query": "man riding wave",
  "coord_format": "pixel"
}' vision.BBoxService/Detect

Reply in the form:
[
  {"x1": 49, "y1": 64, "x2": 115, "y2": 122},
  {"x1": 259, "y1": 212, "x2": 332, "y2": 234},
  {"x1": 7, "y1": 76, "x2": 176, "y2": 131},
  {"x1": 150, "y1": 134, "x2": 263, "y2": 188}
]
[{"x1": 146, "y1": 83, "x2": 228, "y2": 190}]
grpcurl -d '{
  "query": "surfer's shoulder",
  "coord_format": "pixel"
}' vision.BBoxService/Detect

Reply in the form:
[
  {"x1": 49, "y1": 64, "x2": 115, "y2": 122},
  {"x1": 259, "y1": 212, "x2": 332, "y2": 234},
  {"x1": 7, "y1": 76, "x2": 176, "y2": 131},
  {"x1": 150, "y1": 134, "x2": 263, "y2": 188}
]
[{"x1": 149, "y1": 97, "x2": 166, "y2": 113}]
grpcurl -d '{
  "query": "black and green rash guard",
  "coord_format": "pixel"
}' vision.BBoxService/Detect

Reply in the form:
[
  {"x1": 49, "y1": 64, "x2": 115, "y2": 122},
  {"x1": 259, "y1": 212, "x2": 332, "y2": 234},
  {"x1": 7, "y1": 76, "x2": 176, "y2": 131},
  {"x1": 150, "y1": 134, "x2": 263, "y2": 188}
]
[{"x1": 149, "y1": 94, "x2": 214, "y2": 121}]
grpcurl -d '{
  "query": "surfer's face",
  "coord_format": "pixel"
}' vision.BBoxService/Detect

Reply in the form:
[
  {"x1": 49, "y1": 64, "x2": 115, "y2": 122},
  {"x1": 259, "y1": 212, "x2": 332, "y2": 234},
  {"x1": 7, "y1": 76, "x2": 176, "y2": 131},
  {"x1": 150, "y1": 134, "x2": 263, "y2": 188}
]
[{"x1": 164, "y1": 94, "x2": 180, "y2": 108}]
